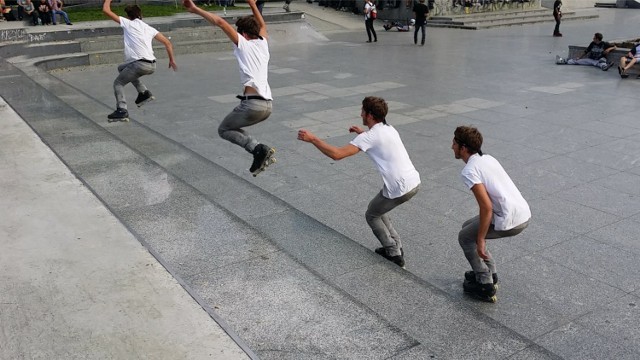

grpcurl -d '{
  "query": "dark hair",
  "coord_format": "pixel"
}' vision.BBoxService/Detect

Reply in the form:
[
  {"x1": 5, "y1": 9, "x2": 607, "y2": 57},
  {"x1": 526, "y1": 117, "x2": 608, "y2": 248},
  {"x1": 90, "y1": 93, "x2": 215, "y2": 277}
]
[
  {"x1": 454, "y1": 126, "x2": 483, "y2": 155},
  {"x1": 124, "y1": 5, "x2": 142, "y2": 20},
  {"x1": 236, "y1": 16, "x2": 260, "y2": 39},
  {"x1": 362, "y1": 96, "x2": 388, "y2": 124},
  {"x1": 594, "y1": 32, "x2": 603, "y2": 41}
]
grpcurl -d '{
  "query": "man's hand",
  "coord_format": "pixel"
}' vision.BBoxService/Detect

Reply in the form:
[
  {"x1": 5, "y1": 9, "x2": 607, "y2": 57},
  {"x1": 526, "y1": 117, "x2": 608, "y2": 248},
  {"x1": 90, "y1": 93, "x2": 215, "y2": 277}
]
[
  {"x1": 168, "y1": 60, "x2": 177, "y2": 71},
  {"x1": 183, "y1": 0, "x2": 197, "y2": 12},
  {"x1": 297, "y1": 129, "x2": 317, "y2": 143},
  {"x1": 477, "y1": 238, "x2": 489, "y2": 260},
  {"x1": 349, "y1": 126, "x2": 364, "y2": 134}
]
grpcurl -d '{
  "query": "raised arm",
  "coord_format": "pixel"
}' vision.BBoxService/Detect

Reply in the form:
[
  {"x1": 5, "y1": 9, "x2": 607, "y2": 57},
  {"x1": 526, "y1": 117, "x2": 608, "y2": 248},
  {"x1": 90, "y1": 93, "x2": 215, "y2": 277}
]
[
  {"x1": 102, "y1": 0, "x2": 120, "y2": 23},
  {"x1": 183, "y1": 0, "x2": 238, "y2": 44},
  {"x1": 246, "y1": 0, "x2": 268, "y2": 39}
]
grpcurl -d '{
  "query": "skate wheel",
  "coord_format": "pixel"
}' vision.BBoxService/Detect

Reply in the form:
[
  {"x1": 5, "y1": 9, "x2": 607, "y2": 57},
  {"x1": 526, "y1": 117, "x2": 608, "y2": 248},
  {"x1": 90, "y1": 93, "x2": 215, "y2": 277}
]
[{"x1": 489, "y1": 295, "x2": 497, "y2": 303}]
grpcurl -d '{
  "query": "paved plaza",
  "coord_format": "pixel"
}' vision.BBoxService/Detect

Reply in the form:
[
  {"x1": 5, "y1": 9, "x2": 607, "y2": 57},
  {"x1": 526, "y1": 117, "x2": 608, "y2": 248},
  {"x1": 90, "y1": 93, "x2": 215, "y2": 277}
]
[{"x1": 2, "y1": 3, "x2": 640, "y2": 359}]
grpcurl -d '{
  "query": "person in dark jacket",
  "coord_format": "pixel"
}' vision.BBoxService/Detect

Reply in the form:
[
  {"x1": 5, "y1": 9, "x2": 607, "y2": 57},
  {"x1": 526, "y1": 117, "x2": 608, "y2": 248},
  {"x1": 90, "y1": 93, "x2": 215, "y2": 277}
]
[{"x1": 553, "y1": 0, "x2": 562, "y2": 37}]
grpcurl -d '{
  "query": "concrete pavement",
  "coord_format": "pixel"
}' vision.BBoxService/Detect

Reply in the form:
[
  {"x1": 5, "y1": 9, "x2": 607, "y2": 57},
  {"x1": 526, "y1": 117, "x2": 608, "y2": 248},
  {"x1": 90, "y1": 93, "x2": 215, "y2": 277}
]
[{"x1": 2, "y1": 2, "x2": 640, "y2": 359}]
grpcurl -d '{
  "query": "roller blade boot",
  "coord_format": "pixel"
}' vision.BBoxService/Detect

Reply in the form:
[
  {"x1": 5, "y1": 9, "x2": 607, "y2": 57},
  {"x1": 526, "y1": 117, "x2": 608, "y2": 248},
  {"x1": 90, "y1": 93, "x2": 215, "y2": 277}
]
[
  {"x1": 464, "y1": 270, "x2": 499, "y2": 289},
  {"x1": 135, "y1": 90, "x2": 155, "y2": 107},
  {"x1": 463, "y1": 279, "x2": 497, "y2": 303},
  {"x1": 374, "y1": 247, "x2": 405, "y2": 269},
  {"x1": 250, "y1": 144, "x2": 276, "y2": 177},
  {"x1": 107, "y1": 108, "x2": 129, "y2": 122}
]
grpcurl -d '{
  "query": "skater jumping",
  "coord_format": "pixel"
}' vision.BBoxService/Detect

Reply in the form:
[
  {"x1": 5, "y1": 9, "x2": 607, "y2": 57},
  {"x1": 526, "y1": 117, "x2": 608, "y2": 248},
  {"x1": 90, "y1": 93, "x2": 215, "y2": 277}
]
[
  {"x1": 102, "y1": 0, "x2": 177, "y2": 122},
  {"x1": 298, "y1": 97, "x2": 421, "y2": 269},
  {"x1": 183, "y1": 0, "x2": 275, "y2": 175},
  {"x1": 452, "y1": 126, "x2": 531, "y2": 302}
]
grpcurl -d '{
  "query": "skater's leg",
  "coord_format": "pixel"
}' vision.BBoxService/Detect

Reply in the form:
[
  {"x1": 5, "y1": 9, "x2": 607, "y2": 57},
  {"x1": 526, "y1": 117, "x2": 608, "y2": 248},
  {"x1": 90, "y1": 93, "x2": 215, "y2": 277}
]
[
  {"x1": 460, "y1": 218, "x2": 530, "y2": 282},
  {"x1": 114, "y1": 62, "x2": 138, "y2": 110},
  {"x1": 130, "y1": 61, "x2": 156, "y2": 93},
  {"x1": 381, "y1": 214, "x2": 400, "y2": 250},
  {"x1": 421, "y1": 23, "x2": 426, "y2": 44},
  {"x1": 413, "y1": 24, "x2": 419, "y2": 44},
  {"x1": 459, "y1": 216, "x2": 494, "y2": 284},
  {"x1": 366, "y1": 186, "x2": 419, "y2": 256},
  {"x1": 218, "y1": 99, "x2": 272, "y2": 152}
]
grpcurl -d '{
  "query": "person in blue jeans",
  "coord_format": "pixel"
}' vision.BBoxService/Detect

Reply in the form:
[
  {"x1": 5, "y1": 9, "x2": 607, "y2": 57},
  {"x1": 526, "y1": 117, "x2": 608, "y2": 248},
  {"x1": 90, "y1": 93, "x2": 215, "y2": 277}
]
[
  {"x1": 48, "y1": 0, "x2": 71, "y2": 25},
  {"x1": 102, "y1": 0, "x2": 177, "y2": 121}
]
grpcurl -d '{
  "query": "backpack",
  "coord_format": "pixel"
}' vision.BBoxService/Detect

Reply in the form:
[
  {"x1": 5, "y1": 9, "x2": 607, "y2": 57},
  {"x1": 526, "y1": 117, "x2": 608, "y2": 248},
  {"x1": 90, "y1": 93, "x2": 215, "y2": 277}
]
[{"x1": 370, "y1": 5, "x2": 377, "y2": 19}]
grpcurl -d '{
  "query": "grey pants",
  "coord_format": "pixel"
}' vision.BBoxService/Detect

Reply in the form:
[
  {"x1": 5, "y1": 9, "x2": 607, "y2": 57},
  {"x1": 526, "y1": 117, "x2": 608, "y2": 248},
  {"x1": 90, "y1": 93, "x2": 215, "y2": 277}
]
[
  {"x1": 113, "y1": 60, "x2": 156, "y2": 110},
  {"x1": 219, "y1": 99, "x2": 272, "y2": 153},
  {"x1": 458, "y1": 216, "x2": 529, "y2": 284},
  {"x1": 365, "y1": 185, "x2": 420, "y2": 257}
]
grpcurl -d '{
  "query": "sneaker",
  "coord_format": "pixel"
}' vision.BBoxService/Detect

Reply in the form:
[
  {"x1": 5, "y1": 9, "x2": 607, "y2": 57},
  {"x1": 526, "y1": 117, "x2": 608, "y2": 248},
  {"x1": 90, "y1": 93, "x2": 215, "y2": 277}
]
[
  {"x1": 135, "y1": 90, "x2": 155, "y2": 107},
  {"x1": 464, "y1": 270, "x2": 499, "y2": 286},
  {"x1": 374, "y1": 247, "x2": 405, "y2": 268},
  {"x1": 107, "y1": 108, "x2": 129, "y2": 120},
  {"x1": 250, "y1": 144, "x2": 275, "y2": 173},
  {"x1": 602, "y1": 60, "x2": 614, "y2": 71},
  {"x1": 553, "y1": 32, "x2": 562, "y2": 37}
]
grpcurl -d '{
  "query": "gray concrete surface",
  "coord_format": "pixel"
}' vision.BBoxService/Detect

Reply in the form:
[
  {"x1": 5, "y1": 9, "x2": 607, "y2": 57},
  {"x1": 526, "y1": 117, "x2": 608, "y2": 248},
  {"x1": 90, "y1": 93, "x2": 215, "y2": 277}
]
[
  {"x1": 0, "y1": 96, "x2": 250, "y2": 359},
  {"x1": 2, "y1": 3, "x2": 640, "y2": 359}
]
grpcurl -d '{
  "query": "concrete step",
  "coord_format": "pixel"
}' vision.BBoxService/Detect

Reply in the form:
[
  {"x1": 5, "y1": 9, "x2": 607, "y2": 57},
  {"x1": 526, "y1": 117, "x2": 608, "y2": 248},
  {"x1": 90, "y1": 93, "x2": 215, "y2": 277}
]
[{"x1": 428, "y1": 11, "x2": 597, "y2": 29}]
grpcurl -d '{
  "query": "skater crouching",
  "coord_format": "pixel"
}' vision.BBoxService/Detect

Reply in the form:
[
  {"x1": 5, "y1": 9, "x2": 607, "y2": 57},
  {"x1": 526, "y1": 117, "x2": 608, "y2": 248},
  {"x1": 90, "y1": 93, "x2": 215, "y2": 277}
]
[
  {"x1": 452, "y1": 126, "x2": 531, "y2": 302},
  {"x1": 103, "y1": 0, "x2": 177, "y2": 121},
  {"x1": 298, "y1": 97, "x2": 420, "y2": 268},
  {"x1": 183, "y1": 0, "x2": 275, "y2": 175}
]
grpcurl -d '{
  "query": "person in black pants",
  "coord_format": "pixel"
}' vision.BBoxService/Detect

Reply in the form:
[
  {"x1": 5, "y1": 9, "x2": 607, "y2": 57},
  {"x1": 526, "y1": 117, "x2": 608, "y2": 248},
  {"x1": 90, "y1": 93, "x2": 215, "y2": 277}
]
[
  {"x1": 364, "y1": 0, "x2": 377, "y2": 42},
  {"x1": 553, "y1": 0, "x2": 562, "y2": 37},
  {"x1": 412, "y1": 0, "x2": 429, "y2": 45}
]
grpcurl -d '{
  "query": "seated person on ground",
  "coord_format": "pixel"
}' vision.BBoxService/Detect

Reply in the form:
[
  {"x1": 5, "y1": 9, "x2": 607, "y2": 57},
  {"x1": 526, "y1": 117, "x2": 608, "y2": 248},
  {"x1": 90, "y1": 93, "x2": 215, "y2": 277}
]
[
  {"x1": 37, "y1": 0, "x2": 51, "y2": 24},
  {"x1": 618, "y1": 42, "x2": 640, "y2": 78},
  {"x1": 1, "y1": 0, "x2": 16, "y2": 21},
  {"x1": 18, "y1": 0, "x2": 39, "y2": 25},
  {"x1": 556, "y1": 33, "x2": 615, "y2": 71}
]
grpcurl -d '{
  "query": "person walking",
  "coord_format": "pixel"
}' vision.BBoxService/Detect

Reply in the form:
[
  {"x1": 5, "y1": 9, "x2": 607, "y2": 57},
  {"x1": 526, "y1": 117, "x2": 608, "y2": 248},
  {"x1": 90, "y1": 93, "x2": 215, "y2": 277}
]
[
  {"x1": 452, "y1": 126, "x2": 531, "y2": 302},
  {"x1": 102, "y1": 0, "x2": 177, "y2": 121},
  {"x1": 552, "y1": 0, "x2": 562, "y2": 37},
  {"x1": 183, "y1": 0, "x2": 276, "y2": 175},
  {"x1": 364, "y1": 0, "x2": 377, "y2": 43},
  {"x1": 298, "y1": 97, "x2": 421, "y2": 269},
  {"x1": 412, "y1": 0, "x2": 429, "y2": 45}
]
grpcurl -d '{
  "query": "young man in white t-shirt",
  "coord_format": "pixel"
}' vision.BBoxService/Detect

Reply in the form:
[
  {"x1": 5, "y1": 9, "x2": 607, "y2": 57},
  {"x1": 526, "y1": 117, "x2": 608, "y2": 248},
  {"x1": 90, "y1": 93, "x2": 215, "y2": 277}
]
[
  {"x1": 103, "y1": 0, "x2": 177, "y2": 121},
  {"x1": 452, "y1": 126, "x2": 531, "y2": 302},
  {"x1": 298, "y1": 97, "x2": 420, "y2": 268},
  {"x1": 184, "y1": 0, "x2": 275, "y2": 176}
]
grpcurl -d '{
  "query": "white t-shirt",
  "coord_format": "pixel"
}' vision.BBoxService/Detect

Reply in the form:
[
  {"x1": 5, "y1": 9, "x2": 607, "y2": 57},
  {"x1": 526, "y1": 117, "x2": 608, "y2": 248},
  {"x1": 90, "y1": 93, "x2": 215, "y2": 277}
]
[
  {"x1": 350, "y1": 123, "x2": 421, "y2": 199},
  {"x1": 234, "y1": 35, "x2": 272, "y2": 100},
  {"x1": 119, "y1": 17, "x2": 159, "y2": 63},
  {"x1": 461, "y1": 154, "x2": 531, "y2": 231},
  {"x1": 364, "y1": 2, "x2": 375, "y2": 20}
]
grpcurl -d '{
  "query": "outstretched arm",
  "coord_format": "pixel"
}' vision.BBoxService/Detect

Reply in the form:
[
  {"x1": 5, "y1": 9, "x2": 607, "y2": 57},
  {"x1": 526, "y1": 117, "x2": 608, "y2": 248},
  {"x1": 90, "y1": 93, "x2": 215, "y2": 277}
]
[
  {"x1": 154, "y1": 33, "x2": 178, "y2": 71},
  {"x1": 247, "y1": 0, "x2": 268, "y2": 39},
  {"x1": 102, "y1": 0, "x2": 120, "y2": 23},
  {"x1": 183, "y1": 0, "x2": 238, "y2": 45},
  {"x1": 298, "y1": 129, "x2": 360, "y2": 161}
]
